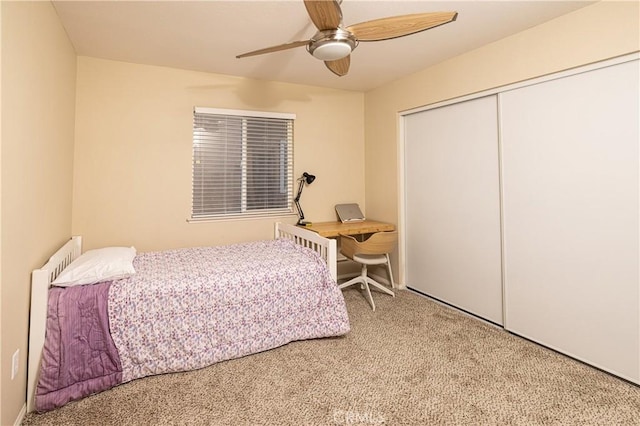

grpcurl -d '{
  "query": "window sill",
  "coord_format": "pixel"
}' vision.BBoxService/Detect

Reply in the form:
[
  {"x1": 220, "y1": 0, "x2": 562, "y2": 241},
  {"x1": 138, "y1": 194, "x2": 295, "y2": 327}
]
[{"x1": 186, "y1": 212, "x2": 297, "y2": 224}]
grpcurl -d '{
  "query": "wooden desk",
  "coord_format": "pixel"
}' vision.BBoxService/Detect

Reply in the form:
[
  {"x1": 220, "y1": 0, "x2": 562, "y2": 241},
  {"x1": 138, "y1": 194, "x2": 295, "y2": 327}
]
[{"x1": 302, "y1": 220, "x2": 395, "y2": 238}]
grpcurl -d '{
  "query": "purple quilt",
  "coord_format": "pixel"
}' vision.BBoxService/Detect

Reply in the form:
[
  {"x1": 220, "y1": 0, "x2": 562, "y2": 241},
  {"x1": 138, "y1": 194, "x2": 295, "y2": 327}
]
[
  {"x1": 36, "y1": 238, "x2": 350, "y2": 412},
  {"x1": 36, "y1": 282, "x2": 122, "y2": 411}
]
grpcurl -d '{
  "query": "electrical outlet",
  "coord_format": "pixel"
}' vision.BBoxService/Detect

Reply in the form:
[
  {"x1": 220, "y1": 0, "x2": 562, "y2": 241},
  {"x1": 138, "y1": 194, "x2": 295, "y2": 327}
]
[{"x1": 11, "y1": 349, "x2": 19, "y2": 380}]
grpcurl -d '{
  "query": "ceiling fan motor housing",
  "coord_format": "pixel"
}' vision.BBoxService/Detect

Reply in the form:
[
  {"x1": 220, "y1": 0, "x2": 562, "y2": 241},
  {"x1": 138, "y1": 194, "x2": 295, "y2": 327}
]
[{"x1": 308, "y1": 28, "x2": 358, "y2": 61}]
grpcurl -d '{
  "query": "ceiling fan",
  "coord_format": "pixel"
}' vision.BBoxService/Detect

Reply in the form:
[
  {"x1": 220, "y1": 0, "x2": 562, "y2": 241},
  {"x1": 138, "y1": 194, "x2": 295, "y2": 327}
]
[{"x1": 236, "y1": 0, "x2": 458, "y2": 77}]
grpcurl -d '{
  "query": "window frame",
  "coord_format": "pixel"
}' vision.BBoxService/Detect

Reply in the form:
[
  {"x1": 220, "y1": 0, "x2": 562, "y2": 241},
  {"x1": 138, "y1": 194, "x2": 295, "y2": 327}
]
[{"x1": 190, "y1": 107, "x2": 296, "y2": 222}]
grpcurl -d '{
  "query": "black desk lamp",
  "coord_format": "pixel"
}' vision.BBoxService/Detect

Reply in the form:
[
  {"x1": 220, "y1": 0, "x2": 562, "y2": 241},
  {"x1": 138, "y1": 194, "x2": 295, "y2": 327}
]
[{"x1": 295, "y1": 172, "x2": 315, "y2": 225}]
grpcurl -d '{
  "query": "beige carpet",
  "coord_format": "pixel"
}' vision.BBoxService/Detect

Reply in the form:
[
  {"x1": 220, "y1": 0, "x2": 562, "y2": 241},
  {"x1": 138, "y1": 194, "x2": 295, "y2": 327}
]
[{"x1": 23, "y1": 289, "x2": 640, "y2": 425}]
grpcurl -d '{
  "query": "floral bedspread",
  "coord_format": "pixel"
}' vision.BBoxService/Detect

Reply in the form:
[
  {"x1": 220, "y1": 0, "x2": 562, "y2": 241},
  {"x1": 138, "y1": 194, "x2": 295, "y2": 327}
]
[
  {"x1": 109, "y1": 238, "x2": 350, "y2": 383},
  {"x1": 36, "y1": 238, "x2": 349, "y2": 412}
]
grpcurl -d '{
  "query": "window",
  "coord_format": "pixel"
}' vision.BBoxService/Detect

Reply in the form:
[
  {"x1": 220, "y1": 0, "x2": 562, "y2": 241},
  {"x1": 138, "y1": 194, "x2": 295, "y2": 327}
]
[{"x1": 191, "y1": 107, "x2": 295, "y2": 220}]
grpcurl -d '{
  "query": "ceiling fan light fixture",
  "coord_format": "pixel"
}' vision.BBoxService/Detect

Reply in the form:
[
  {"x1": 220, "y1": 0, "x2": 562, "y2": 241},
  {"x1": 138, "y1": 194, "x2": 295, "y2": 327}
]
[
  {"x1": 308, "y1": 28, "x2": 357, "y2": 61},
  {"x1": 310, "y1": 40, "x2": 352, "y2": 61}
]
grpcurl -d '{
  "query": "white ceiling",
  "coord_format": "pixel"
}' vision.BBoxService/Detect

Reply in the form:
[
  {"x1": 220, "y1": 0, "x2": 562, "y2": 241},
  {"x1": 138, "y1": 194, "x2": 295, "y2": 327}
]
[{"x1": 52, "y1": 1, "x2": 596, "y2": 92}]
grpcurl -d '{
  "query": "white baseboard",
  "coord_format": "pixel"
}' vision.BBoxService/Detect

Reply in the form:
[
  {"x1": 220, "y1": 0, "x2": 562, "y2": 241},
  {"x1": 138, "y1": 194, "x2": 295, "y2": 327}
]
[
  {"x1": 14, "y1": 403, "x2": 26, "y2": 426},
  {"x1": 368, "y1": 272, "x2": 391, "y2": 286}
]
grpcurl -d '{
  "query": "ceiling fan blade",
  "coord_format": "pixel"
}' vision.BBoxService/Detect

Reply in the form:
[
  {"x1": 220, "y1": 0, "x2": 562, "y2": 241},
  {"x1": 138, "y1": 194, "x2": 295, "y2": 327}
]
[
  {"x1": 347, "y1": 12, "x2": 458, "y2": 42},
  {"x1": 304, "y1": 0, "x2": 342, "y2": 31},
  {"x1": 325, "y1": 56, "x2": 350, "y2": 77},
  {"x1": 236, "y1": 40, "x2": 310, "y2": 59}
]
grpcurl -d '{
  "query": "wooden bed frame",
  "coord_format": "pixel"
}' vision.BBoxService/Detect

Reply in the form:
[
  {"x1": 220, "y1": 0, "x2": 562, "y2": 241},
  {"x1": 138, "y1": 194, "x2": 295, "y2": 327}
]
[{"x1": 26, "y1": 222, "x2": 336, "y2": 412}]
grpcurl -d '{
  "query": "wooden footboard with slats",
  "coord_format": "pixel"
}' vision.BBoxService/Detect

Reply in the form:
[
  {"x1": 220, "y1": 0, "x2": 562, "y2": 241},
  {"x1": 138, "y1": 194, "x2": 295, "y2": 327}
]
[{"x1": 274, "y1": 222, "x2": 337, "y2": 282}]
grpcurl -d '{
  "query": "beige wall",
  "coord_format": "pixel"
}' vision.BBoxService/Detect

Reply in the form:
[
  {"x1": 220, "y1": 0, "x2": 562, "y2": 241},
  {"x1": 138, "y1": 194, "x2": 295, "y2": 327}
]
[
  {"x1": 0, "y1": 3, "x2": 3, "y2": 423},
  {"x1": 364, "y1": 0, "x2": 640, "y2": 285},
  {"x1": 0, "y1": 5, "x2": 5, "y2": 424},
  {"x1": 72, "y1": 57, "x2": 365, "y2": 251},
  {"x1": 0, "y1": 1, "x2": 76, "y2": 424}
]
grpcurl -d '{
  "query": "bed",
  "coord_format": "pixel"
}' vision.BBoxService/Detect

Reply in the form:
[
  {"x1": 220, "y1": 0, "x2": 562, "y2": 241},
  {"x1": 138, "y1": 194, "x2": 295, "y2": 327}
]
[{"x1": 26, "y1": 223, "x2": 346, "y2": 412}]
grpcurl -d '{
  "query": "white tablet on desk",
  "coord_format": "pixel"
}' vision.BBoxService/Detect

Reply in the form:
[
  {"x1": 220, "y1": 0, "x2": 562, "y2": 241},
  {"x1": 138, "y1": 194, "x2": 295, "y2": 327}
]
[{"x1": 335, "y1": 203, "x2": 365, "y2": 223}]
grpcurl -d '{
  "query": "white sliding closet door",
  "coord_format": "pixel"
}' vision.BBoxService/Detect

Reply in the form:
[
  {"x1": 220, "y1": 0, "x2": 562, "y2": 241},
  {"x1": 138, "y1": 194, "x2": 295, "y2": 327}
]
[
  {"x1": 501, "y1": 60, "x2": 639, "y2": 383},
  {"x1": 404, "y1": 96, "x2": 503, "y2": 325}
]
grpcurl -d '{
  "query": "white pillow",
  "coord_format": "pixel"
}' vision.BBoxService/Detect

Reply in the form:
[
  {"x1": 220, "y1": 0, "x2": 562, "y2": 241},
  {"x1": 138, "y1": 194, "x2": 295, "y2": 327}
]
[{"x1": 52, "y1": 246, "x2": 137, "y2": 287}]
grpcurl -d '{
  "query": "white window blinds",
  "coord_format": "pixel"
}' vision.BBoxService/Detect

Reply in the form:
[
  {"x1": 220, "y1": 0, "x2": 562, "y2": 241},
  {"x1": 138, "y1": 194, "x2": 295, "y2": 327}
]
[{"x1": 192, "y1": 108, "x2": 295, "y2": 220}]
